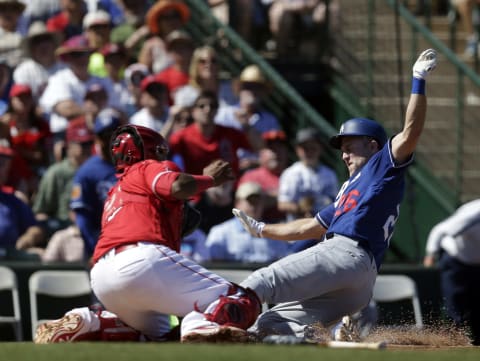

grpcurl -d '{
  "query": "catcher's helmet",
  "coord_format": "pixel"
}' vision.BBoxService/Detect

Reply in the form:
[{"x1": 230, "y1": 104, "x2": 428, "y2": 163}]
[
  {"x1": 329, "y1": 118, "x2": 387, "y2": 149},
  {"x1": 110, "y1": 124, "x2": 169, "y2": 172}
]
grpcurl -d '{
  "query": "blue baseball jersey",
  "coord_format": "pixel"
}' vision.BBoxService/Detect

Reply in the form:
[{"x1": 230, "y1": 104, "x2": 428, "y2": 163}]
[
  {"x1": 316, "y1": 140, "x2": 412, "y2": 269},
  {"x1": 0, "y1": 190, "x2": 37, "y2": 247},
  {"x1": 70, "y1": 155, "x2": 117, "y2": 255}
]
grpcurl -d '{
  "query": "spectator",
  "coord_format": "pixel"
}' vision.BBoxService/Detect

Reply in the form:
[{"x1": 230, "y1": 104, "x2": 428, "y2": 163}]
[
  {"x1": 13, "y1": 21, "x2": 65, "y2": 101},
  {"x1": 173, "y1": 45, "x2": 237, "y2": 109},
  {"x1": 278, "y1": 127, "x2": 338, "y2": 222},
  {"x1": 423, "y1": 199, "x2": 480, "y2": 345},
  {"x1": 179, "y1": 226, "x2": 209, "y2": 263},
  {"x1": 205, "y1": 181, "x2": 291, "y2": 264},
  {"x1": 39, "y1": 34, "x2": 120, "y2": 141},
  {"x1": 0, "y1": 138, "x2": 46, "y2": 251},
  {"x1": 451, "y1": 0, "x2": 479, "y2": 57},
  {"x1": 83, "y1": 9, "x2": 113, "y2": 77},
  {"x1": 123, "y1": 62, "x2": 150, "y2": 117},
  {"x1": 215, "y1": 64, "x2": 281, "y2": 136},
  {"x1": 268, "y1": 0, "x2": 340, "y2": 58},
  {"x1": 46, "y1": 0, "x2": 87, "y2": 41},
  {"x1": 160, "y1": 103, "x2": 193, "y2": 140},
  {"x1": 99, "y1": 43, "x2": 130, "y2": 115},
  {"x1": 138, "y1": 0, "x2": 190, "y2": 73},
  {"x1": 110, "y1": 0, "x2": 150, "y2": 61},
  {"x1": 20, "y1": 0, "x2": 61, "y2": 28},
  {"x1": 129, "y1": 75, "x2": 170, "y2": 132},
  {"x1": 169, "y1": 91, "x2": 255, "y2": 232},
  {"x1": 33, "y1": 118, "x2": 94, "y2": 237},
  {"x1": 82, "y1": 82, "x2": 109, "y2": 130},
  {"x1": 210, "y1": 0, "x2": 269, "y2": 49},
  {"x1": 70, "y1": 108, "x2": 119, "y2": 257},
  {"x1": 40, "y1": 212, "x2": 85, "y2": 263},
  {"x1": 169, "y1": 90, "x2": 252, "y2": 180},
  {"x1": 2, "y1": 84, "x2": 52, "y2": 198},
  {"x1": 0, "y1": 0, "x2": 25, "y2": 67},
  {"x1": 239, "y1": 129, "x2": 289, "y2": 222},
  {"x1": 0, "y1": 60, "x2": 12, "y2": 116},
  {"x1": 154, "y1": 29, "x2": 194, "y2": 102}
]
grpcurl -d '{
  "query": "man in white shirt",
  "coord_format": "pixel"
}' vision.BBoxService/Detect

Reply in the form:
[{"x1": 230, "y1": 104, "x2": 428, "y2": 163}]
[
  {"x1": 129, "y1": 75, "x2": 169, "y2": 132},
  {"x1": 13, "y1": 21, "x2": 65, "y2": 100},
  {"x1": 424, "y1": 199, "x2": 480, "y2": 345},
  {"x1": 39, "y1": 34, "x2": 120, "y2": 138}
]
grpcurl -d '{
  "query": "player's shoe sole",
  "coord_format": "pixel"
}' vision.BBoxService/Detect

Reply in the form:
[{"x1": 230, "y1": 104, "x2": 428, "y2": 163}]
[
  {"x1": 181, "y1": 325, "x2": 249, "y2": 343},
  {"x1": 34, "y1": 313, "x2": 94, "y2": 344}
]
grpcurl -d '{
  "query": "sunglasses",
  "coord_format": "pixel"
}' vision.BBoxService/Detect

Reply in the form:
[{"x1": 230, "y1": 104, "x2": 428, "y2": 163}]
[
  {"x1": 198, "y1": 57, "x2": 217, "y2": 65},
  {"x1": 195, "y1": 102, "x2": 218, "y2": 110},
  {"x1": 68, "y1": 51, "x2": 91, "y2": 59},
  {"x1": 130, "y1": 72, "x2": 146, "y2": 86},
  {"x1": 158, "y1": 11, "x2": 181, "y2": 21}
]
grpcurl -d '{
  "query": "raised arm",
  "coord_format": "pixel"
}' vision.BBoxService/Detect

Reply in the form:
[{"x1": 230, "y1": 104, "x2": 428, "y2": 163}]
[{"x1": 391, "y1": 49, "x2": 437, "y2": 164}]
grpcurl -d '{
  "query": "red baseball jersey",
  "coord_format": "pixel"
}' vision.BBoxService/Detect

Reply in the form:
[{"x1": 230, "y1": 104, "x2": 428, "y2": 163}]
[
  {"x1": 169, "y1": 123, "x2": 251, "y2": 177},
  {"x1": 92, "y1": 160, "x2": 184, "y2": 263}
]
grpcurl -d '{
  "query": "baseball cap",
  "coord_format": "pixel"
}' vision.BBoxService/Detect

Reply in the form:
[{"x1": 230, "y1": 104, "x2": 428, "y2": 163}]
[
  {"x1": 124, "y1": 63, "x2": 149, "y2": 87},
  {"x1": 100, "y1": 43, "x2": 126, "y2": 58},
  {"x1": 83, "y1": 10, "x2": 112, "y2": 29},
  {"x1": 295, "y1": 128, "x2": 322, "y2": 145},
  {"x1": 235, "y1": 182, "x2": 263, "y2": 200},
  {"x1": 66, "y1": 118, "x2": 94, "y2": 144},
  {"x1": 239, "y1": 65, "x2": 268, "y2": 85},
  {"x1": 94, "y1": 108, "x2": 121, "y2": 134},
  {"x1": 9, "y1": 84, "x2": 32, "y2": 98},
  {"x1": 262, "y1": 130, "x2": 287, "y2": 143},
  {"x1": 140, "y1": 75, "x2": 167, "y2": 93},
  {"x1": 146, "y1": 0, "x2": 190, "y2": 34},
  {"x1": 165, "y1": 30, "x2": 193, "y2": 50},
  {"x1": 55, "y1": 35, "x2": 94, "y2": 58},
  {"x1": 84, "y1": 82, "x2": 107, "y2": 100}
]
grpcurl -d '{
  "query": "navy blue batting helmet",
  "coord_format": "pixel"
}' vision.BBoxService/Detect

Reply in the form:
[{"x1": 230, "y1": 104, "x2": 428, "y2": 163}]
[{"x1": 329, "y1": 118, "x2": 388, "y2": 149}]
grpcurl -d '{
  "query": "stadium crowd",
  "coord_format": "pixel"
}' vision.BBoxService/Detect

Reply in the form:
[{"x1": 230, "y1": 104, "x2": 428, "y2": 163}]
[{"x1": 0, "y1": 0, "x2": 339, "y2": 265}]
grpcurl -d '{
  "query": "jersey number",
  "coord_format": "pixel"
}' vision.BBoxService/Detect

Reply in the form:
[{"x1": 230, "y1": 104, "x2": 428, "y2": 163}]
[
  {"x1": 382, "y1": 205, "x2": 400, "y2": 245},
  {"x1": 334, "y1": 190, "x2": 359, "y2": 216}
]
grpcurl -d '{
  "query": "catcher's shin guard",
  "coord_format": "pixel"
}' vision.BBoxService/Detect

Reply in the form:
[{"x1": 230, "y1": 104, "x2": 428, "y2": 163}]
[{"x1": 204, "y1": 284, "x2": 261, "y2": 330}]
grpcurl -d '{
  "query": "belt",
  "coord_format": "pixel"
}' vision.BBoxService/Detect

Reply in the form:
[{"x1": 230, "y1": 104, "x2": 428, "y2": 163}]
[
  {"x1": 114, "y1": 243, "x2": 139, "y2": 255},
  {"x1": 325, "y1": 232, "x2": 374, "y2": 262}
]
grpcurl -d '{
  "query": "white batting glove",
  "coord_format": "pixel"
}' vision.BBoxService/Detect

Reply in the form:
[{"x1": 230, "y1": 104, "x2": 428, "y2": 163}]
[
  {"x1": 232, "y1": 208, "x2": 265, "y2": 237},
  {"x1": 412, "y1": 48, "x2": 437, "y2": 79}
]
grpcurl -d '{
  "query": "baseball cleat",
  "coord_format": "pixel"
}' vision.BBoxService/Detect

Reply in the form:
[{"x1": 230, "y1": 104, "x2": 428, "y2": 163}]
[
  {"x1": 334, "y1": 316, "x2": 362, "y2": 342},
  {"x1": 181, "y1": 325, "x2": 249, "y2": 343},
  {"x1": 34, "y1": 313, "x2": 98, "y2": 344}
]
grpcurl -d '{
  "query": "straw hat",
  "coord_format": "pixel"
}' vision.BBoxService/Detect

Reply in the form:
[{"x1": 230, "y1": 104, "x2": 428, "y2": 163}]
[
  {"x1": 22, "y1": 21, "x2": 61, "y2": 53},
  {"x1": 239, "y1": 65, "x2": 268, "y2": 85},
  {"x1": 146, "y1": 0, "x2": 190, "y2": 35}
]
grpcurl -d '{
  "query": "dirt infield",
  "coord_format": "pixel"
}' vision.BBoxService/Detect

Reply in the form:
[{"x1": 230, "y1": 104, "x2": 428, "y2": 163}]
[
  {"x1": 307, "y1": 323, "x2": 474, "y2": 348},
  {"x1": 364, "y1": 325, "x2": 472, "y2": 347}
]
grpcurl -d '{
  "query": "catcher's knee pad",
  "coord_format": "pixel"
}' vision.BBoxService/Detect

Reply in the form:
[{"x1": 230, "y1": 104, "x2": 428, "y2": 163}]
[{"x1": 204, "y1": 284, "x2": 261, "y2": 330}]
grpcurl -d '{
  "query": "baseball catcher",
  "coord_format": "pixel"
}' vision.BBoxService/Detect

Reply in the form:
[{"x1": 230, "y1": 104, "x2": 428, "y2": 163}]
[{"x1": 35, "y1": 124, "x2": 261, "y2": 343}]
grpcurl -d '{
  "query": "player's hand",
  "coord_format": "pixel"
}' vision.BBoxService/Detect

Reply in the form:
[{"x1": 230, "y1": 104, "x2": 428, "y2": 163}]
[
  {"x1": 203, "y1": 159, "x2": 235, "y2": 186},
  {"x1": 423, "y1": 254, "x2": 435, "y2": 268},
  {"x1": 232, "y1": 208, "x2": 265, "y2": 237},
  {"x1": 413, "y1": 49, "x2": 437, "y2": 79}
]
